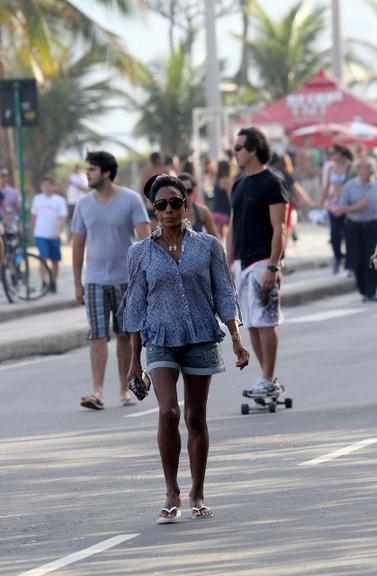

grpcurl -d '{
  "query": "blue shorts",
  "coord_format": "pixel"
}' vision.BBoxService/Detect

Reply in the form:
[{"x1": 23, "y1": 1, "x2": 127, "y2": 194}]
[
  {"x1": 35, "y1": 237, "x2": 62, "y2": 261},
  {"x1": 146, "y1": 341, "x2": 225, "y2": 376},
  {"x1": 85, "y1": 283, "x2": 128, "y2": 341}
]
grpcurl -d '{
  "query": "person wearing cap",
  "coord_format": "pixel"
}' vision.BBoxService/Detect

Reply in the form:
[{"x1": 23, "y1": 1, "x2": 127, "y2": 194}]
[
  {"x1": 124, "y1": 173, "x2": 250, "y2": 524},
  {"x1": 31, "y1": 175, "x2": 68, "y2": 293},
  {"x1": 72, "y1": 151, "x2": 150, "y2": 410}
]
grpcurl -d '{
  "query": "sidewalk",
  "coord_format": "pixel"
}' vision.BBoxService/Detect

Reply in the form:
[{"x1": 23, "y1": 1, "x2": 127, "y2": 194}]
[{"x1": 0, "y1": 223, "x2": 356, "y2": 363}]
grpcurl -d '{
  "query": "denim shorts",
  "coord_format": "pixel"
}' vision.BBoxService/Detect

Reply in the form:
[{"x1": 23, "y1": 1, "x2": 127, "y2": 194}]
[{"x1": 146, "y1": 341, "x2": 225, "y2": 376}]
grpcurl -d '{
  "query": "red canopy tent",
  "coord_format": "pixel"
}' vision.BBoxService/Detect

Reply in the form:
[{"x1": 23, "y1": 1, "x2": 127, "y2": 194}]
[{"x1": 251, "y1": 70, "x2": 377, "y2": 134}]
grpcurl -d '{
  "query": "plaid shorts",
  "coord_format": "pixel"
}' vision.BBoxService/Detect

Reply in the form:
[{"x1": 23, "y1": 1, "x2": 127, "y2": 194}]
[{"x1": 85, "y1": 283, "x2": 128, "y2": 341}]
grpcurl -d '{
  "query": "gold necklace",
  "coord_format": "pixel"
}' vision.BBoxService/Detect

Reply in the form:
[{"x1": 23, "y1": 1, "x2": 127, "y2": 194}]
[{"x1": 168, "y1": 243, "x2": 177, "y2": 252}]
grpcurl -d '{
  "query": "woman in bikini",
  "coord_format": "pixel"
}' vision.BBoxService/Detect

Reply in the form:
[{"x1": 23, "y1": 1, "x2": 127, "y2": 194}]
[{"x1": 178, "y1": 172, "x2": 220, "y2": 239}]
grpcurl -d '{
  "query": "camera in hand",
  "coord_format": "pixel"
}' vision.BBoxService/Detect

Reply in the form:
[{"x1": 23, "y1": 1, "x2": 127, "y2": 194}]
[{"x1": 128, "y1": 370, "x2": 151, "y2": 401}]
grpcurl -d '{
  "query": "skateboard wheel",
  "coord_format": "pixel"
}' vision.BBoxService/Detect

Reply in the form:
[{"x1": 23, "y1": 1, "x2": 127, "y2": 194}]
[
  {"x1": 268, "y1": 402, "x2": 277, "y2": 413},
  {"x1": 241, "y1": 403, "x2": 250, "y2": 415},
  {"x1": 285, "y1": 398, "x2": 293, "y2": 409}
]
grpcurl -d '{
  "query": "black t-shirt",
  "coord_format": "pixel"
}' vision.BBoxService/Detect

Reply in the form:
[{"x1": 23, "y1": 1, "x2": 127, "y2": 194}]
[{"x1": 232, "y1": 169, "x2": 288, "y2": 265}]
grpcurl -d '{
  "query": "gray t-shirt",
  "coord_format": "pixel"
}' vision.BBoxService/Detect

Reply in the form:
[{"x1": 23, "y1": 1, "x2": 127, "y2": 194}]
[
  {"x1": 72, "y1": 188, "x2": 149, "y2": 284},
  {"x1": 339, "y1": 177, "x2": 377, "y2": 222}
]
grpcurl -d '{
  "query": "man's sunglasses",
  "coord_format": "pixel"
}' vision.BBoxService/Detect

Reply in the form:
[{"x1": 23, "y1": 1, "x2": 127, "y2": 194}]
[
  {"x1": 153, "y1": 197, "x2": 185, "y2": 211},
  {"x1": 234, "y1": 144, "x2": 247, "y2": 152}
]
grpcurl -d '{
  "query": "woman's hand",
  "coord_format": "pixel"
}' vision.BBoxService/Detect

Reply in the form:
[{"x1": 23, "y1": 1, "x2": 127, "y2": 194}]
[
  {"x1": 127, "y1": 359, "x2": 143, "y2": 385},
  {"x1": 233, "y1": 340, "x2": 250, "y2": 370}
]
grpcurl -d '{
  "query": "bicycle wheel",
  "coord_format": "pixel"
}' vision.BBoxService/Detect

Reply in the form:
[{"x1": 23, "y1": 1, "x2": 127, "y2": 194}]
[
  {"x1": 2, "y1": 252, "x2": 52, "y2": 301},
  {"x1": 1, "y1": 258, "x2": 18, "y2": 303}
]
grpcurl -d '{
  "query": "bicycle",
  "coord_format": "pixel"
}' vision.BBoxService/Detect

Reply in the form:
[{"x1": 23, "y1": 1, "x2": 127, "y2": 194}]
[{"x1": 1, "y1": 232, "x2": 53, "y2": 303}]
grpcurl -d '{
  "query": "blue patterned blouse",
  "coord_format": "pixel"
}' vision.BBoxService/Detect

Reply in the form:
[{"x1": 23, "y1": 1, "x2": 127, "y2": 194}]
[{"x1": 123, "y1": 229, "x2": 240, "y2": 347}]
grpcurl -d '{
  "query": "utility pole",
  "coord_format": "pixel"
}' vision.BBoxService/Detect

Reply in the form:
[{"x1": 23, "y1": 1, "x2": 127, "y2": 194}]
[
  {"x1": 331, "y1": 0, "x2": 343, "y2": 83},
  {"x1": 204, "y1": 0, "x2": 222, "y2": 160}
]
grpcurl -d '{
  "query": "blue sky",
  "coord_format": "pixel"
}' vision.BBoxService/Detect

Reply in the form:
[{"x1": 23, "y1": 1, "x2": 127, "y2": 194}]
[{"x1": 71, "y1": 0, "x2": 377, "y2": 153}]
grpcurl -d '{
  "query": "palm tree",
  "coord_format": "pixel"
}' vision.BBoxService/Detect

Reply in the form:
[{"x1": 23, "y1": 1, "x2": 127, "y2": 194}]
[
  {"x1": 0, "y1": 0, "x2": 141, "y2": 175},
  {"x1": 0, "y1": 0, "x2": 139, "y2": 80},
  {"x1": 244, "y1": 1, "x2": 328, "y2": 101},
  {"x1": 22, "y1": 47, "x2": 132, "y2": 190},
  {"x1": 129, "y1": 31, "x2": 205, "y2": 155}
]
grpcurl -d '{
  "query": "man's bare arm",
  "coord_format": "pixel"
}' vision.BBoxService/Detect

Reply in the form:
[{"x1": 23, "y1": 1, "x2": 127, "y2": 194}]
[
  {"x1": 269, "y1": 203, "x2": 288, "y2": 265},
  {"x1": 225, "y1": 214, "x2": 234, "y2": 268},
  {"x1": 134, "y1": 222, "x2": 151, "y2": 240},
  {"x1": 72, "y1": 234, "x2": 86, "y2": 304}
]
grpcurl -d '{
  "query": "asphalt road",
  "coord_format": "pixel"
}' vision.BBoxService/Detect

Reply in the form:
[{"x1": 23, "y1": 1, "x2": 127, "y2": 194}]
[{"x1": 1, "y1": 291, "x2": 377, "y2": 576}]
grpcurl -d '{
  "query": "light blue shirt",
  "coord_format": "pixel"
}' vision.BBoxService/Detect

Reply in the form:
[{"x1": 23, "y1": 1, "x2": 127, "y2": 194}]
[
  {"x1": 339, "y1": 177, "x2": 377, "y2": 222},
  {"x1": 71, "y1": 188, "x2": 149, "y2": 284},
  {"x1": 123, "y1": 229, "x2": 240, "y2": 347}
]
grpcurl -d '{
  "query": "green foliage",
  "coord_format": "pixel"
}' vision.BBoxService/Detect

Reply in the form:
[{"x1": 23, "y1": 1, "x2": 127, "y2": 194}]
[
  {"x1": 22, "y1": 49, "x2": 131, "y2": 190},
  {"x1": 0, "y1": 0, "x2": 139, "y2": 80},
  {"x1": 130, "y1": 31, "x2": 205, "y2": 155},
  {"x1": 245, "y1": 0, "x2": 329, "y2": 101}
]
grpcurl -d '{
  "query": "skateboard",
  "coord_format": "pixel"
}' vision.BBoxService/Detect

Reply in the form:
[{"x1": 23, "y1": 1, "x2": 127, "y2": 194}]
[{"x1": 241, "y1": 385, "x2": 293, "y2": 414}]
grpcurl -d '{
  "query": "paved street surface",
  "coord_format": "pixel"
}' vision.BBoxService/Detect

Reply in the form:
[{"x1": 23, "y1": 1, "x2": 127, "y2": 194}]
[{"x1": 1, "y1": 289, "x2": 377, "y2": 575}]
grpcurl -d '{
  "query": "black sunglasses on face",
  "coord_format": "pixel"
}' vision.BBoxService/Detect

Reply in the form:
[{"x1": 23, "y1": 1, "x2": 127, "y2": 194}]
[
  {"x1": 234, "y1": 144, "x2": 246, "y2": 152},
  {"x1": 153, "y1": 197, "x2": 185, "y2": 211}
]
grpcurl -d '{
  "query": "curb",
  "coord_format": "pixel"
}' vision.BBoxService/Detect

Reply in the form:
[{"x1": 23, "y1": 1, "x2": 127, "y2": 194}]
[
  {"x1": 0, "y1": 275, "x2": 357, "y2": 365},
  {"x1": 0, "y1": 327, "x2": 88, "y2": 363},
  {"x1": 282, "y1": 276, "x2": 355, "y2": 307},
  {"x1": 0, "y1": 258, "x2": 331, "y2": 324},
  {"x1": 0, "y1": 299, "x2": 78, "y2": 323}
]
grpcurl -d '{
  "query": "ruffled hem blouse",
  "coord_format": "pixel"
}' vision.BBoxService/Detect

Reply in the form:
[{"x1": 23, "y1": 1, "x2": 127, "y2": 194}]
[{"x1": 123, "y1": 229, "x2": 240, "y2": 347}]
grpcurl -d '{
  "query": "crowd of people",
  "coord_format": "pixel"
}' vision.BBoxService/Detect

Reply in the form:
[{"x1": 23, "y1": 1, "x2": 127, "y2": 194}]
[{"x1": 1, "y1": 128, "x2": 377, "y2": 524}]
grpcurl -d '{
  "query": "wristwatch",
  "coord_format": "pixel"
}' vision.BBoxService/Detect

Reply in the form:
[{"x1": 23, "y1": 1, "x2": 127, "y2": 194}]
[{"x1": 267, "y1": 265, "x2": 280, "y2": 273}]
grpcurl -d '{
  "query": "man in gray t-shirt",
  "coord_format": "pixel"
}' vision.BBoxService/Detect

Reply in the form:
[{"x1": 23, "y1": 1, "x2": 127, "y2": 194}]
[
  {"x1": 338, "y1": 158, "x2": 377, "y2": 301},
  {"x1": 72, "y1": 151, "x2": 150, "y2": 410}
]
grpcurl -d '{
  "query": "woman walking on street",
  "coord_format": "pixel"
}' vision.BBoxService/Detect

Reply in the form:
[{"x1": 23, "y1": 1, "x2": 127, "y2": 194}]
[
  {"x1": 321, "y1": 144, "x2": 353, "y2": 274},
  {"x1": 123, "y1": 174, "x2": 249, "y2": 524}
]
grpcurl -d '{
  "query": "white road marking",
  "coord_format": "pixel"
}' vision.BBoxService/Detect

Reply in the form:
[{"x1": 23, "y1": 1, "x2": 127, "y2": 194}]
[
  {"x1": 18, "y1": 533, "x2": 139, "y2": 576},
  {"x1": 285, "y1": 308, "x2": 362, "y2": 324},
  {"x1": 124, "y1": 400, "x2": 184, "y2": 418},
  {"x1": 0, "y1": 356, "x2": 66, "y2": 371},
  {"x1": 300, "y1": 438, "x2": 377, "y2": 466}
]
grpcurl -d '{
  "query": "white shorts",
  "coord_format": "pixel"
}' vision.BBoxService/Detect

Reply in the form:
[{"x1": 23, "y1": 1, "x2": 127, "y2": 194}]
[{"x1": 234, "y1": 259, "x2": 283, "y2": 328}]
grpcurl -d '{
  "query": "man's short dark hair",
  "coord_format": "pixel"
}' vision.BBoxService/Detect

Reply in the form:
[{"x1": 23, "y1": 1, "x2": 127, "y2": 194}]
[
  {"x1": 85, "y1": 151, "x2": 118, "y2": 181},
  {"x1": 42, "y1": 174, "x2": 55, "y2": 183},
  {"x1": 238, "y1": 127, "x2": 271, "y2": 164},
  {"x1": 150, "y1": 152, "x2": 162, "y2": 165}
]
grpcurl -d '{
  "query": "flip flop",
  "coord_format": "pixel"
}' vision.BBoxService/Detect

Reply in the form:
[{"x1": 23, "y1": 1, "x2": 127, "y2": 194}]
[
  {"x1": 156, "y1": 506, "x2": 182, "y2": 525},
  {"x1": 191, "y1": 506, "x2": 214, "y2": 520},
  {"x1": 80, "y1": 395, "x2": 104, "y2": 410},
  {"x1": 121, "y1": 396, "x2": 137, "y2": 406}
]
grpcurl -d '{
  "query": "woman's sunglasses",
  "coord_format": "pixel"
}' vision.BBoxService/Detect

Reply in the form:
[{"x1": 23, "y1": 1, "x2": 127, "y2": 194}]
[{"x1": 153, "y1": 197, "x2": 185, "y2": 211}]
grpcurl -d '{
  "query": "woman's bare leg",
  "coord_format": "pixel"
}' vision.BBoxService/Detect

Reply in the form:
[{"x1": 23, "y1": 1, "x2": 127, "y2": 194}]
[
  {"x1": 151, "y1": 367, "x2": 182, "y2": 518},
  {"x1": 183, "y1": 374, "x2": 212, "y2": 516}
]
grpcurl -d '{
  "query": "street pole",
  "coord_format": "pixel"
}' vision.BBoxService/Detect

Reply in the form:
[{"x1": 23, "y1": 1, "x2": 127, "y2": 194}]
[
  {"x1": 13, "y1": 81, "x2": 28, "y2": 244},
  {"x1": 204, "y1": 0, "x2": 221, "y2": 161},
  {"x1": 331, "y1": 0, "x2": 343, "y2": 83}
]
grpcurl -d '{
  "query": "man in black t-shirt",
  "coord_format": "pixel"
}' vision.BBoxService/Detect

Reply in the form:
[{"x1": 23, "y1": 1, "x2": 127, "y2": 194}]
[{"x1": 226, "y1": 127, "x2": 288, "y2": 397}]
